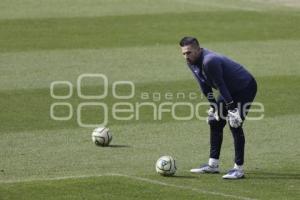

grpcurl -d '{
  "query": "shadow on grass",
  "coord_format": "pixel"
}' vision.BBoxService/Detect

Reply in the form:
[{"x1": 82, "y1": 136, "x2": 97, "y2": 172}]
[{"x1": 247, "y1": 171, "x2": 300, "y2": 180}]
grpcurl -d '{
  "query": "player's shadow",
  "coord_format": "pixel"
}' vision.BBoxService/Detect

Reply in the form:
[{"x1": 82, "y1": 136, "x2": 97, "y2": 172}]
[
  {"x1": 108, "y1": 144, "x2": 131, "y2": 148},
  {"x1": 247, "y1": 171, "x2": 300, "y2": 180}
]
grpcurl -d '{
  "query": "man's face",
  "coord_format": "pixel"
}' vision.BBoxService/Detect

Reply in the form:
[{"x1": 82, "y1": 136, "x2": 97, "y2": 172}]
[{"x1": 181, "y1": 45, "x2": 201, "y2": 65}]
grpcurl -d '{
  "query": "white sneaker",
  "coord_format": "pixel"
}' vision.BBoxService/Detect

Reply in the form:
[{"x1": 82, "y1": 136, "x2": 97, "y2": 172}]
[
  {"x1": 190, "y1": 164, "x2": 220, "y2": 174},
  {"x1": 222, "y1": 169, "x2": 245, "y2": 179}
]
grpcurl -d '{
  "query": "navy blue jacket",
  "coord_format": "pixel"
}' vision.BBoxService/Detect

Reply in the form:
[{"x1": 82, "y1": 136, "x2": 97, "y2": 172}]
[{"x1": 188, "y1": 48, "x2": 254, "y2": 105}]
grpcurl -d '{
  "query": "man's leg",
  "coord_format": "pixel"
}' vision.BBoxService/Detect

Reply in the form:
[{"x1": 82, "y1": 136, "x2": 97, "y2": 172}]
[
  {"x1": 209, "y1": 118, "x2": 226, "y2": 163},
  {"x1": 223, "y1": 111, "x2": 247, "y2": 179},
  {"x1": 191, "y1": 97, "x2": 226, "y2": 174},
  {"x1": 223, "y1": 79, "x2": 257, "y2": 179},
  {"x1": 230, "y1": 126, "x2": 245, "y2": 166},
  {"x1": 231, "y1": 80, "x2": 257, "y2": 167},
  {"x1": 209, "y1": 97, "x2": 227, "y2": 162}
]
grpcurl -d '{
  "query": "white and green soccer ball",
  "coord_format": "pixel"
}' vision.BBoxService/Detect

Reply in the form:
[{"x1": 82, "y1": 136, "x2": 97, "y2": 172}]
[
  {"x1": 155, "y1": 155, "x2": 177, "y2": 176},
  {"x1": 92, "y1": 127, "x2": 112, "y2": 146}
]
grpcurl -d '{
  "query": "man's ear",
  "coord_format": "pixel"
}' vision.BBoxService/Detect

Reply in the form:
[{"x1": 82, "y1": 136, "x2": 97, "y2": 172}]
[{"x1": 197, "y1": 47, "x2": 202, "y2": 53}]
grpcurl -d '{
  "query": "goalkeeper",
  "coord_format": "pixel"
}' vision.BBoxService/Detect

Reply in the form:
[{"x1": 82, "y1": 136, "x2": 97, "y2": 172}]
[{"x1": 179, "y1": 36, "x2": 257, "y2": 179}]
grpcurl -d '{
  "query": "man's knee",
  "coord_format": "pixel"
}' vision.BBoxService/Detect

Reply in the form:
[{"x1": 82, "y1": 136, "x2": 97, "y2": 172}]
[
  {"x1": 209, "y1": 119, "x2": 226, "y2": 131},
  {"x1": 229, "y1": 126, "x2": 245, "y2": 137}
]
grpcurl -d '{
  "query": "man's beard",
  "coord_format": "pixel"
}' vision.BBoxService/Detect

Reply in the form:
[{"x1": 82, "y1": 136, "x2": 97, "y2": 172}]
[{"x1": 186, "y1": 58, "x2": 196, "y2": 65}]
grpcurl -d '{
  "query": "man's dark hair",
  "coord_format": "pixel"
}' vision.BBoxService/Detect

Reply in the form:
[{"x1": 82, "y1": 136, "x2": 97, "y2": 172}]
[{"x1": 179, "y1": 36, "x2": 200, "y2": 47}]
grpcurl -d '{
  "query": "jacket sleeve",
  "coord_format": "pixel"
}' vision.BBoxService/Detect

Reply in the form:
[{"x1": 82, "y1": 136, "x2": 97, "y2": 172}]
[
  {"x1": 188, "y1": 65, "x2": 217, "y2": 105},
  {"x1": 204, "y1": 57, "x2": 233, "y2": 104},
  {"x1": 199, "y1": 80, "x2": 217, "y2": 105}
]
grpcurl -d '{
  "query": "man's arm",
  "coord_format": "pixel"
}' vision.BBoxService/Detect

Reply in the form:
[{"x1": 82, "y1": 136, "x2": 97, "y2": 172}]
[
  {"x1": 188, "y1": 64, "x2": 217, "y2": 106},
  {"x1": 205, "y1": 58, "x2": 242, "y2": 127},
  {"x1": 199, "y1": 81, "x2": 217, "y2": 106},
  {"x1": 204, "y1": 57, "x2": 233, "y2": 108}
]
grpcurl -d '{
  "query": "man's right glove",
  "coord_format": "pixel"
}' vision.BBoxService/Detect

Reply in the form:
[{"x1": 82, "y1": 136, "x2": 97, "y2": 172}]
[
  {"x1": 227, "y1": 108, "x2": 242, "y2": 128},
  {"x1": 206, "y1": 107, "x2": 219, "y2": 124}
]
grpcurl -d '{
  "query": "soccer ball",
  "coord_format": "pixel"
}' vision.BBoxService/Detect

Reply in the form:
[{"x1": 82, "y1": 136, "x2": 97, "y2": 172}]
[
  {"x1": 91, "y1": 127, "x2": 112, "y2": 146},
  {"x1": 155, "y1": 156, "x2": 177, "y2": 176}
]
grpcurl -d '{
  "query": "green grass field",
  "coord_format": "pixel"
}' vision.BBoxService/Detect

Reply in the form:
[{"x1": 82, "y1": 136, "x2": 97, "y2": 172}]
[{"x1": 0, "y1": 0, "x2": 300, "y2": 199}]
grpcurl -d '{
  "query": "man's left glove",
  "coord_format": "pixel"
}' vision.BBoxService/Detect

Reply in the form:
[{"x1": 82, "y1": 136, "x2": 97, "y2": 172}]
[
  {"x1": 207, "y1": 107, "x2": 219, "y2": 124},
  {"x1": 227, "y1": 108, "x2": 242, "y2": 128}
]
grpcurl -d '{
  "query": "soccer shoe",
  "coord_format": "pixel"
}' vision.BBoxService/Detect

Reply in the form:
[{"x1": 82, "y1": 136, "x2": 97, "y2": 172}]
[
  {"x1": 190, "y1": 164, "x2": 220, "y2": 174},
  {"x1": 222, "y1": 169, "x2": 245, "y2": 179}
]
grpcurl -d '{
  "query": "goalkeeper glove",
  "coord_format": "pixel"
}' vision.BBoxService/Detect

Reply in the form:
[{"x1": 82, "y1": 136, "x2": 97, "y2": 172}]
[{"x1": 227, "y1": 108, "x2": 242, "y2": 128}]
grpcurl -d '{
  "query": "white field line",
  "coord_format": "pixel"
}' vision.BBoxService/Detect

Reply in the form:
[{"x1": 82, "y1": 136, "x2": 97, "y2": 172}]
[
  {"x1": 0, "y1": 173, "x2": 257, "y2": 200},
  {"x1": 114, "y1": 174, "x2": 257, "y2": 200},
  {"x1": 0, "y1": 174, "x2": 114, "y2": 184}
]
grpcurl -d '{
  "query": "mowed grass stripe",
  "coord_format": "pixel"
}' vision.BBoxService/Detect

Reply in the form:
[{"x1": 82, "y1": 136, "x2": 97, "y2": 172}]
[
  {"x1": 1, "y1": 116, "x2": 299, "y2": 177},
  {"x1": 1, "y1": 10, "x2": 300, "y2": 52},
  {"x1": 0, "y1": 40, "x2": 299, "y2": 91},
  {"x1": 0, "y1": 0, "x2": 279, "y2": 20},
  {"x1": 0, "y1": 116, "x2": 299, "y2": 199},
  {"x1": 0, "y1": 76, "x2": 299, "y2": 133}
]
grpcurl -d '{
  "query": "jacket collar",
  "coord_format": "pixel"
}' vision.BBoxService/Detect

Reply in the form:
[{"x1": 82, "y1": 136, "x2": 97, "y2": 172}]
[{"x1": 195, "y1": 48, "x2": 204, "y2": 67}]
